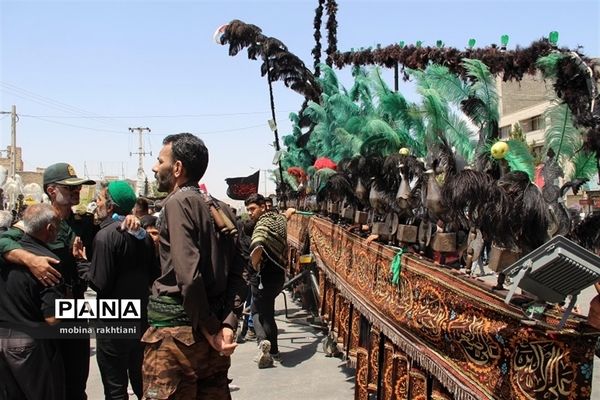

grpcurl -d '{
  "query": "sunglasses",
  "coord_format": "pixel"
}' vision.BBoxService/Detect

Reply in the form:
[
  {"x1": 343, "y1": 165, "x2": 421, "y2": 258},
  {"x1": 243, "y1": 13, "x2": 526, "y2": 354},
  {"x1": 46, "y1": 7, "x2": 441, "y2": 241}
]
[{"x1": 56, "y1": 184, "x2": 82, "y2": 191}]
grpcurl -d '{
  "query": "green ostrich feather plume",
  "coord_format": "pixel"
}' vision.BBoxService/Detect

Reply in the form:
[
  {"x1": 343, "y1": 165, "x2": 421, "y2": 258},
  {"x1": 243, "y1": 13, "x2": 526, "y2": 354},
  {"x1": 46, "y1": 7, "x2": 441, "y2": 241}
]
[
  {"x1": 282, "y1": 170, "x2": 299, "y2": 191},
  {"x1": 331, "y1": 127, "x2": 363, "y2": 159},
  {"x1": 327, "y1": 92, "x2": 360, "y2": 124},
  {"x1": 359, "y1": 118, "x2": 412, "y2": 157},
  {"x1": 536, "y1": 53, "x2": 568, "y2": 79},
  {"x1": 461, "y1": 59, "x2": 499, "y2": 124},
  {"x1": 504, "y1": 139, "x2": 535, "y2": 180},
  {"x1": 571, "y1": 151, "x2": 598, "y2": 181},
  {"x1": 419, "y1": 88, "x2": 474, "y2": 160},
  {"x1": 419, "y1": 88, "x2": 448, "y2": 143},
  {"x1": 481, "y1": 140, "x2": 535, "y2": 180},
  {"x1": 543, "y1": 102, "x2": 581, "y2": 160},
  {"x1": 422, "y1": 64, "x2": 470, "y2": 104},
  {"x1": 348, "y1": 67, "x2": 375, "y2": 114},
  {"x1": 319, "y1": 64, "x2": 342, "y2": 96},
  {"x1": 444, "y1": 113, "x2": 477, "y2": 162},
  {"x1": 372, "y1": 68, "x2": 426, "y2": 156}
]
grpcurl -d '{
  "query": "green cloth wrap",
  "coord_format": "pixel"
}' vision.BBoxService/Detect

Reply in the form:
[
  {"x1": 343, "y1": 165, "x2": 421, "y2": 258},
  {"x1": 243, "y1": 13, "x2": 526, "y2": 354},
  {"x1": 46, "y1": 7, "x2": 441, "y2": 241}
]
[
  {"x1": 147, "y1": 295, "x2": 191, "y2": 327},
  {"x1": 390, "y1": 249, "x2": 404, "y2": 286}
]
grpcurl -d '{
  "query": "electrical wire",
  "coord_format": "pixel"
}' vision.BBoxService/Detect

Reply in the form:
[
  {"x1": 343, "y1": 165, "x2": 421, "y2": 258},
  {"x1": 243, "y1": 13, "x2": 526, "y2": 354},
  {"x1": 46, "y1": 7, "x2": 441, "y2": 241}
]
[
  {"x1": 1, "y1": 82, "x2": 126, "y2": 130},
  {"x1": 22, "y1": 116, "x2": 272, "y2": 136},
  {"x1": 26, "y1": 115, "x2": 128, "y2": 135},
  {"x1": 2, "y1": 82, "x2": 290, "y2": 136},
  {"x1": 18, "y1": 111, "x2": 295, "y2": 118}
]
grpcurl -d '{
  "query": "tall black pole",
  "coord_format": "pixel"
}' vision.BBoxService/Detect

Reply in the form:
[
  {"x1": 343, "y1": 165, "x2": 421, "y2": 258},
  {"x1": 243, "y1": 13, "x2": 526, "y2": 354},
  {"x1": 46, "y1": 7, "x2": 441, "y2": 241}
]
[
  {"x1": 394, "y1": 62, "x2": 399, "y2": 92},
  {"x1": 264, "y1": 55, "x2": 287, "y2": 207}
]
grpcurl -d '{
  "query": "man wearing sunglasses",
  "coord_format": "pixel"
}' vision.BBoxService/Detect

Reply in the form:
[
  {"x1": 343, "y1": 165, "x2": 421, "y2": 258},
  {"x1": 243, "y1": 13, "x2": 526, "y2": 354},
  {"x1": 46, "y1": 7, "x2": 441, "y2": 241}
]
[{"x1": 0, "y1": 162, "x2": 97, "y2": 400}]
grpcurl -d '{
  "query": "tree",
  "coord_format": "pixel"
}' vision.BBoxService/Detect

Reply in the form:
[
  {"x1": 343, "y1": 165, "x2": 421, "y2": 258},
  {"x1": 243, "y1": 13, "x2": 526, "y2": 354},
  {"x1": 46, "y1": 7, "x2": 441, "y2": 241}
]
[{"x1": 509, "y1": 122, "x2": 526, "y2": 143}]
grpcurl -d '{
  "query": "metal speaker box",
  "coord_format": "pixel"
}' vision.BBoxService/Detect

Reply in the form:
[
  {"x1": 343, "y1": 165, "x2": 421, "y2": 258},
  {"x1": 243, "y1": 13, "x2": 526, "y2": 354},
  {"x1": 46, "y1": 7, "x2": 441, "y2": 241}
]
[
  {"x1": 327, "y1": 201, "x2": 339, "y2": 215},
  {"x1": 396, "y1": 224, "x2": 417, "y2": 243},
  {"x1": 431, "y1": 232, "x2": 456, "y2": 252},
  {"x1": 342, "y1": 206, "x2": 354, "y2": 221},
  {"x1": 488, "y1": 244, "x2": 521, "y2": 273},
  {"x1": 372, "y1": 222, "x2": 392, "y2": 241},
  {"x1": 354, "y1": 211, "x2": 368, "y2": 225}
]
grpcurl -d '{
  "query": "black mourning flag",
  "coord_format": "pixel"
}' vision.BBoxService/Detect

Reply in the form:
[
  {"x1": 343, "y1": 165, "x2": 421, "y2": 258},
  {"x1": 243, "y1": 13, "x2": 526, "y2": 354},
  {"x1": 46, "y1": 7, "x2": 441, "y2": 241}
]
[{"x1": 225, "y1": 170, "x2": 260, "y2": 200}]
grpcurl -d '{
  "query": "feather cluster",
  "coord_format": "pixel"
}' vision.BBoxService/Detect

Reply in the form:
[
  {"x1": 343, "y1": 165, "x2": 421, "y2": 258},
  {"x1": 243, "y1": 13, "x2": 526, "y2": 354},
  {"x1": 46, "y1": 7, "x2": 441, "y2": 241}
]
[{"x1": 221, "y1": 19, "x2": 322, "y2": 103}]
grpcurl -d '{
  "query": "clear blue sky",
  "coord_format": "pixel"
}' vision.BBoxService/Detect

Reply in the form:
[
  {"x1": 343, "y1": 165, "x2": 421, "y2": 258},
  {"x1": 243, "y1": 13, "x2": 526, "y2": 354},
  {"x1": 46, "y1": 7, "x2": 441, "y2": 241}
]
[{"x1": 1, "y1": 0, "x2": 599, "y2": 203}]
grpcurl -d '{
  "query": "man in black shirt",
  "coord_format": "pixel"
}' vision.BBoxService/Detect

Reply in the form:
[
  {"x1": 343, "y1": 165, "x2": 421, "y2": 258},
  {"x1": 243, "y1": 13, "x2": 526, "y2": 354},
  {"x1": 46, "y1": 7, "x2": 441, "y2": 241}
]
[
  {"x1": 83, "y1": 180, "x2": 156, "y2": 399},
  {"x1": 0, "y1": 203, "x2": 65, "y2": 400}
]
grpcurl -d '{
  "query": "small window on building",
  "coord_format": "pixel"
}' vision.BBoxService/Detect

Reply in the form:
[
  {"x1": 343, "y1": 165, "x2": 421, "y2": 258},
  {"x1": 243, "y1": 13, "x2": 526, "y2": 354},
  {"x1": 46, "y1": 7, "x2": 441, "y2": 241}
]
[
  {"x1": 500, "y1": 126, "x2": 511, "y2": 138},
  {"x1": 531, "y1": 115, "x2": 544, "y2": 131},
  {"x1": 522, "y1": 115, "x2": 544, "y2": 132}
]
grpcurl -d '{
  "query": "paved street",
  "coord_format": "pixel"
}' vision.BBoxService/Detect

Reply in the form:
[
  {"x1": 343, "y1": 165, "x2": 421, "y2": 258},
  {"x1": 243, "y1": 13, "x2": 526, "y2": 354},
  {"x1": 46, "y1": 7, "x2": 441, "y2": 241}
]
[
  {"x1": 85, "y1": 281, "x2": 600, "y2": 399},
  {"x1": 86, "y1": 292, "x2": 356, "y2": 399}
]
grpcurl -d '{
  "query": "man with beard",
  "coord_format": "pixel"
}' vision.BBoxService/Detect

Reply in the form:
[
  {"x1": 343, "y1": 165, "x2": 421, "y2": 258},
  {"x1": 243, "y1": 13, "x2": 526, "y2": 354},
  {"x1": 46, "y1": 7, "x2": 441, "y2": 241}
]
[
  {"x1": 81, "y1": 180, "x2": 155, "y2": 399},
  {"x1": 0, "y1": 163, "x2": 96, "y2": 400},
  {"x1": 142, "y1": 133, "x2": 245, "y2": 399}
]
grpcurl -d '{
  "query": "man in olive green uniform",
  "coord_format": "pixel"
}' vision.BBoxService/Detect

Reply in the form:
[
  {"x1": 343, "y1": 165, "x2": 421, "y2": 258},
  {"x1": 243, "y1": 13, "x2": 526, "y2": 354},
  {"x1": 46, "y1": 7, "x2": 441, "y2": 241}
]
[{"x1": 0, "y1": 163, "x2": 96, "y2": 400}]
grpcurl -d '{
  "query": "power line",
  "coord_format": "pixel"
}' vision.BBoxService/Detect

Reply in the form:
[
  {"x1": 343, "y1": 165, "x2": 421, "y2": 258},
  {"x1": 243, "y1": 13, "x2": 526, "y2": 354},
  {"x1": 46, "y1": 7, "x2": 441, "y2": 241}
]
[
  {"x1": 2, "y1": 82, "x2": 297, "y2": 123},
  {"x1": 18, "y1": 111, "x2": 295, "y2": 118},
  {"x1": 191, "y1": 124, "x2": 270, "y2": 135},
  {"x1": 26, "y1": 116, "x2": 128, "y2": 135},
  {"x1": 0, "y1": 82, "x2": 125, "y2": 130},
  {"x1": 20, "y1": 116, "x2": 272, "y2": 136}
]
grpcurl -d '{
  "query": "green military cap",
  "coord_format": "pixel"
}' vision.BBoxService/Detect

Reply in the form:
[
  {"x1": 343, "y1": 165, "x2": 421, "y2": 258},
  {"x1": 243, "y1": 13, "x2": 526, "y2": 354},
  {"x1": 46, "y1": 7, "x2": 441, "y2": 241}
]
[{"x1": 43, "y1": 163, "x2": 96, "y2": 186}]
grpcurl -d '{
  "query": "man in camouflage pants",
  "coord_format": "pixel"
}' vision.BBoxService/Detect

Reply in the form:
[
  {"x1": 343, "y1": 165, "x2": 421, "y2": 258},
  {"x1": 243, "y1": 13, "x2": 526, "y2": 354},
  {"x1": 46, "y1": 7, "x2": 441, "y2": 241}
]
[{"x1": 142, "y1": 133, "x2": 245, "y2": 399}]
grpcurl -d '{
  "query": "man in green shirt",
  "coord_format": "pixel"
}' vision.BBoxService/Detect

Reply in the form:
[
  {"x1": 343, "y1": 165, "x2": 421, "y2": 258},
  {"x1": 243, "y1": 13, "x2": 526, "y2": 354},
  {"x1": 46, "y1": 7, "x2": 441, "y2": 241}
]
[{"x1": 0, "y1": 162, "x2": 96, "y2": 400}]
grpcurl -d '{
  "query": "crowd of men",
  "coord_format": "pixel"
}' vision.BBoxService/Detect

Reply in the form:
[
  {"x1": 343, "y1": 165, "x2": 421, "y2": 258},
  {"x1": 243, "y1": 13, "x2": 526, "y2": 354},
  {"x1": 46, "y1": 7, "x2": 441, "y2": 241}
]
[{"x1": 0, "y1": 132, "x2": 291, "y2": 399}]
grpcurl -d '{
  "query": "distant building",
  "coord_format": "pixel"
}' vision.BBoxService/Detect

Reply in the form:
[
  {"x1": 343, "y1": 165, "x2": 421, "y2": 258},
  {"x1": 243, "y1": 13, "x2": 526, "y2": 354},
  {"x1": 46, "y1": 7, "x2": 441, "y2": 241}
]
[
  {"x1": 0, "y1": 145, "x2": 24, "y2": 173},
  {"x1": 0, "y1": 146, "x2": 43, "y2": 186},
  {"x1": 497, "y1": 67, "x2": 600, "y2": 211},
  {"x1": 497, "y1": 71, "x2": 554, "y2": 157}
]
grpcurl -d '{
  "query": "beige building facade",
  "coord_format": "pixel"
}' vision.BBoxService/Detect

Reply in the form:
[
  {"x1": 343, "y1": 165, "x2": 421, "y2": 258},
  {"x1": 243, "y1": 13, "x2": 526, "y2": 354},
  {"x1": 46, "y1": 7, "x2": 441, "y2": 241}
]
[{"x1": 497, "y1": 72, "x2": 554, "y2": 150}]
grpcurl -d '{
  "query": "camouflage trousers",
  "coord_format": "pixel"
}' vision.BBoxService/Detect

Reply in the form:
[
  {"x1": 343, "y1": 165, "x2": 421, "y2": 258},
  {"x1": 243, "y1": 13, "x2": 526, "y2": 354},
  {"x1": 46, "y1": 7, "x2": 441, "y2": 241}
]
[{"x1": 141, "y1": 326, "x2": 231, "y2": 400}]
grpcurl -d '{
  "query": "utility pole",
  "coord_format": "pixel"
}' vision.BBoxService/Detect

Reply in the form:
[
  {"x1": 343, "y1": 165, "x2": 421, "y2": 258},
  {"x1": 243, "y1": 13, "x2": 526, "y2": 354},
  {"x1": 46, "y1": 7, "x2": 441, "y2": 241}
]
[
  {"x1": 263, "y1": 170, "x2": 268, "y2": 196},
  {"x1": 10, "y1": 105, "x2": 17, "y2": 179},
  {"x1": 0, "y1": 105, "x2": 18, "y2": 179},
  {"x1": 128, "y1": 127, "x2": 152, "y2": 195}
]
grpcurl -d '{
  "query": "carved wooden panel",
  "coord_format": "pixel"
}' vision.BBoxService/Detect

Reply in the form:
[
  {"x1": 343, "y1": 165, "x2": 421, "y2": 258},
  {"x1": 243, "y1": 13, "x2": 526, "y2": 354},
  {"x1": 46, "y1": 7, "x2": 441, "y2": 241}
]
[{"x1": 355, "y1": 347, "x2": 369, "y2": 400}]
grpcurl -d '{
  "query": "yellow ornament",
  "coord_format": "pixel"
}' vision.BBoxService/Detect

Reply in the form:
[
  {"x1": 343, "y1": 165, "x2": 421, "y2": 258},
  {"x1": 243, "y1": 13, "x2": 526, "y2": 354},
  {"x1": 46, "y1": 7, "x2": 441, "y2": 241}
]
[
  {"x1": 399, "y1": 147, "x2": 410, "y2": 155},
  {"x1": 491, "y1": 141, "x2": 509, "y2": 159}
]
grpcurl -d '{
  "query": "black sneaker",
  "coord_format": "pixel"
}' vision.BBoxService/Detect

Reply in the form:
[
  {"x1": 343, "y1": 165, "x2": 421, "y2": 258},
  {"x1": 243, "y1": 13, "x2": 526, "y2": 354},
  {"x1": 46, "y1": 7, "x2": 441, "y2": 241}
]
[
  {"x1": 236, "y1": 331, "x2": 246, "y2": 344},
  {"x1": 271, "y1": 352, "x2": 282, "y2": 363}
]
